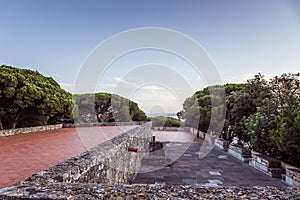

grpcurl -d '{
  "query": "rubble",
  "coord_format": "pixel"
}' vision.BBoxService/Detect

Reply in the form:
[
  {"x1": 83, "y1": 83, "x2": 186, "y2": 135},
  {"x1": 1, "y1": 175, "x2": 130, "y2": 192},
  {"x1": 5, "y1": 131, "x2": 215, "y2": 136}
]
[{"x1": 0, "y1": 183, "x2": 299, "y2": 199}]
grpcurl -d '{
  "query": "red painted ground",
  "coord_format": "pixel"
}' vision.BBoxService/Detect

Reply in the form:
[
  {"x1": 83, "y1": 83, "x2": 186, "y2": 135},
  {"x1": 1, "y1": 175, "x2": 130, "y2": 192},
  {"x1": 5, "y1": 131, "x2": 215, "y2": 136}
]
[
  {"x1": 153, "y1": 130, "x2": 204, "y2": 143},
  {"x1": 0, "y1": 126, "x2": 135, "y2": 189},
  {"x1": 0, "y1": 127, "x2": 201, "y2": 189}
]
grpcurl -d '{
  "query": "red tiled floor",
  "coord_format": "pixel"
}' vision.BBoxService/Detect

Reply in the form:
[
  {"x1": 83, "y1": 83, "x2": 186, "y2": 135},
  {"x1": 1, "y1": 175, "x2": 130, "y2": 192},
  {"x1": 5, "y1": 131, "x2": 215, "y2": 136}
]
[{"x1": 0, "y1": 126, "x2": 136, "y2": 188}]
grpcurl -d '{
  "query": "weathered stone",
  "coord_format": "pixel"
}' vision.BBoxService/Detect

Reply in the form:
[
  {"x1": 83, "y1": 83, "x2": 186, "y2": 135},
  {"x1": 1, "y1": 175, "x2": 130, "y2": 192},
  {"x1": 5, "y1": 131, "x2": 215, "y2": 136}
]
[
  {"x1": 284, "y1": 168, "x2": 300, "y2": 186},
  {"x1": 250, "y1": 153, "x2": 283, "y2": 178},
  {"x1": 215, "y1": 139, "x2": 230, "y2": 152},
  {"x1": 228, "y1": 144, "x2": 252, "y2": 163},
  {"x1": 0, "y1": 124, "x2": 63, "y2": 137}
]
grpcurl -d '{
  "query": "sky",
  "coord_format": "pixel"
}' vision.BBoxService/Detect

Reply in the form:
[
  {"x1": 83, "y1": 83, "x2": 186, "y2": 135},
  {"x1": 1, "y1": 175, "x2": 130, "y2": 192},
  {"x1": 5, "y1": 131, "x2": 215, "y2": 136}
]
[{"x1": 1, "y1": 0, "x2": 300, "y2": 115}]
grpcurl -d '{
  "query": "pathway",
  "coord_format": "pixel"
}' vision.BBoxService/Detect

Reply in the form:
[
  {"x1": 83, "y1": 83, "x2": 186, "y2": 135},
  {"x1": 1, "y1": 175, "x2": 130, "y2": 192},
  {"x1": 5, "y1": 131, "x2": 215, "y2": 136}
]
[{"x1": 133, "y1": 142, "x2": 286, "y2": 187}]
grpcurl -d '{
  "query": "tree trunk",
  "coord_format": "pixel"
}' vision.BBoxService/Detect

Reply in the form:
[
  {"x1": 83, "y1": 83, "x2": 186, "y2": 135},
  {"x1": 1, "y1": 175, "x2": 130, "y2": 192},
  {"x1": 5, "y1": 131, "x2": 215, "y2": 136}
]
[
  {"x1": 11, "y1": 114, "x2": 19, "y2": 129},
  {"x1": 96, "y1": 113, "x2": 101, "y2": 123},
  {"x1": 11, "y1": 121, "x2": 17, "y2": 129},
  {"x1": 0, "y1": 117, "x2": 3, "y2": 130}
]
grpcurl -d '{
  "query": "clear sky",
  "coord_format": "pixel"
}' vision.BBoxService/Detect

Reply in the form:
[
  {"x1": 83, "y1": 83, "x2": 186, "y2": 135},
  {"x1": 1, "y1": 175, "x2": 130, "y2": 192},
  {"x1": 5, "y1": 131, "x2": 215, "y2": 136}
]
[{"x1": 1, "y1": 0, "x2": 300, "y2": 114}]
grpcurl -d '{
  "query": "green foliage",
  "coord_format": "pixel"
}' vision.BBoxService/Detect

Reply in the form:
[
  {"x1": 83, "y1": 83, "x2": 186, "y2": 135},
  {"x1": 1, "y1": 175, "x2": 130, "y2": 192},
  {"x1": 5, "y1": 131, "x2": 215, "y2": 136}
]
[
  {"x1": 244, "y1": 110, "x2": 278, "y2": 155},
  {"x1": 225, "y1": 90, "x2": 256, "y2": 141},
  {"x1": 244, "y1": 73, "x2": 271, "y2": 108},
  {"x1": 179, "y1": 85, "x2": 225, "y2": 134},
  {"x1": 181, "y1": 74, "x2": 300, "y2": 167},
  {"x1": 0, "y1": 65, "x2": 73, "y2": 129},
  {"x1": 271, "y1": 104, "x2": 300, "y2": 166},
  {"x1": 151, "y1": 116, "x2": 181, "y2": 127},
  {"x1": 74, "y1": 93, "x2": 147, "y2": 123},
  {"x1": 224, "y1": 83, "x2": 245, "y2": 96}
]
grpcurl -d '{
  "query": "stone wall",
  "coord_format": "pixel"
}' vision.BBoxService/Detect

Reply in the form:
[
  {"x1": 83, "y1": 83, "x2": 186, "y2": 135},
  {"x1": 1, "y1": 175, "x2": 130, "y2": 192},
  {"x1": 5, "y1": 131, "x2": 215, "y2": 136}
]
[
  {"x1": 0, "y1": 124, "x2": 63, "y2": 137},
  {"x1": 227, "y1": 144, "x2": 252, "y2": 163},
  {"x1": 214, "y1": 139, "x2": 300, "y2": 185},
  {"x1": 249, "y1": 152, "x2": 283, "y2": 178},
  {"x1": 63, "y1": 121, "x2": 144, "y2": 128},
  {"x1": 284, "y1": 168, "x2": 300, "y2": 187},
  {"x1": 0, "y1": 122, "x2": 144, "y2": 137},
  {"x1": 215, "y1": 138, "x2": 230, "y2": 151},
  {"x1": 152, "y1": 126, "x2": 186, "y2": 131}
]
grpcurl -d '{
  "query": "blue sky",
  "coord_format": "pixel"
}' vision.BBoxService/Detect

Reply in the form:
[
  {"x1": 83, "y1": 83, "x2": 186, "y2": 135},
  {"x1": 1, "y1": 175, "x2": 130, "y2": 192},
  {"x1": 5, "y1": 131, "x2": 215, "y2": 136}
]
[{"x1": 1, "y1": 0, "x2": 300, "y2": 114}]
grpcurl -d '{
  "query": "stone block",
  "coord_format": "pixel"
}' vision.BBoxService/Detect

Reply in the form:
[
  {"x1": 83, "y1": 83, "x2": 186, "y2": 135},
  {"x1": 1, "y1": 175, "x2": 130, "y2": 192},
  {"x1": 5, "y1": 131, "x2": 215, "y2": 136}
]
[
  {"x1": 228, "y1": 144, "x2": 251, "y2": 163},
  {"x1": 249, "y1": 153, "x2": 283, "y2": 178},
  {"x1": 215, "y1": 139, "x2": 230, "y2": 152},
  {"x1": 284, "y1": 168, "x2": 300, "y2": 186}
]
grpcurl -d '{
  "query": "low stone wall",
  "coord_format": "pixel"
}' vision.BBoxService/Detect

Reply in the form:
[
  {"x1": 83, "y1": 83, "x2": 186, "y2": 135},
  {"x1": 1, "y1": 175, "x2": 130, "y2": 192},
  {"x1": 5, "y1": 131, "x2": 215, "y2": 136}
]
[
  {"x1": 63, "y1": 121, "x2": 144, "y2": 128},
  {"x1": 0, "y1": 123, "x2": 151, "y2": 199},
  {"x1": 215, "y1": 142, "x2": 300, "y2": 186},
  {"x1": 227, "y1": 144, "x2": 252, "y2": 163},
  {"x1": 284, "y1": 168, "x2": 300, "y2": 187},
  {"x1": 152, "y1": 126, "x2": 185, "y2": 131},
  {"x1": 249, "y1": 152, "x2": 283, "y2": 178},
  {"x1": 0, "y1": 124, "x2": 63, "y2": 137},
  {"x1": 215, "y1": 139, "x2": 230, "y2": 152},
  {"x1": 281, "y1": 161, "x2": 300, "y2": 186},
  {"x1": 0, "y1": 122, "x2": 145, "y2": 137}
]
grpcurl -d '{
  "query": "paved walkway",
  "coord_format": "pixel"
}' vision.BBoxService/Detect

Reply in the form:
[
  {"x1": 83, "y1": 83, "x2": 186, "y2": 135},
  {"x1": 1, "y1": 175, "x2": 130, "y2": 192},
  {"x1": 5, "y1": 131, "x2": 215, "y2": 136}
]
[
  {"x1": 0, "y1": 126, "x2": 135, "y2": 188},
  {"x1": 133, "y1": 142, "x2": 286, "y2": 187}
]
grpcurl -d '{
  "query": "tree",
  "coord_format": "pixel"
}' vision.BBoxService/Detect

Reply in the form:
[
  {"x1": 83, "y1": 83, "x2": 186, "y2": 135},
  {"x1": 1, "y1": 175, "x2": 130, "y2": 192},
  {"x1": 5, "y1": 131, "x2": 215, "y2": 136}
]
[
  {"x1": 269, "y1": 73, "x2": 300, "y2": 109},
  {"x1": 179, "y1": 73, "x2": 300, "y2": 167},
  {"x1": 245, "y1": 73, "x2": 271, "y2": 108},
  {"x1": 271, "y1": 104, "x2": 300, "y2": 167},
  {"x1": 225, "y1": 90, "x2": 256, "y2": 142},
  {"x1": 130, "y1": 101, "x2": 147, "y2": 121},
  {"x1": 74, "y1": 93, "x2": 147, "y2": 123},
  {"x1": 95, "y1": 93, "x2": 113, "y2": 122},
  {"x1": 179, "y1": 85, "x2": 226, "y2": 135},
  {"x1": 244, "y1": 108, "x2": 279, "y2": 156},
  {"x1": 0, "y1": 65, "x2": 73, "y2": 129},
  {"x1": 243, "y1": 73, "x2": 300, "y2": 164},
  {"x1": 224, "y1": 83, "x2": 245, "y2": 96},
  {"x1": 151, "y1": 116, "x2": 181, "y2": 127}
]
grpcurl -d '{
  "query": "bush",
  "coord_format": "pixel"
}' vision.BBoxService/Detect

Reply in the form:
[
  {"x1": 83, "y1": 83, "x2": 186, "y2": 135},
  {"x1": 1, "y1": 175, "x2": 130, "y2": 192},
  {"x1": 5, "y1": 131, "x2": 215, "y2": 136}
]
[{"x1": 151, "y1": 116, "x2": 181, "y2": 127}]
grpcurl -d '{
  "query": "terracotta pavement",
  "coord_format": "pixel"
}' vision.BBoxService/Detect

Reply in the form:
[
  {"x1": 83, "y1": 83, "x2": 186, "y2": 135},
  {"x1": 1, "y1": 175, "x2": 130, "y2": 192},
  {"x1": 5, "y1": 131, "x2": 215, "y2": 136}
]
[
  {"x1": 153, "y1": 130, "x2": 203, "y2": 143},
  {"x1": 0, "y1": 127, "x2": 201, "y2": 189},
  {"x1": 0, "y1": 126, "x2": 135, "y2": 188}
]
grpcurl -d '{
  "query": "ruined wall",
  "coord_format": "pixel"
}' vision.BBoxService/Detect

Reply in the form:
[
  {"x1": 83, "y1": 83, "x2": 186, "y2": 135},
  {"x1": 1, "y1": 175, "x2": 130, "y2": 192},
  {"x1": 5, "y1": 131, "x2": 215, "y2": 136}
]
[{"x1": 0, "y1": 124, "x2": 63, "y2": 137}]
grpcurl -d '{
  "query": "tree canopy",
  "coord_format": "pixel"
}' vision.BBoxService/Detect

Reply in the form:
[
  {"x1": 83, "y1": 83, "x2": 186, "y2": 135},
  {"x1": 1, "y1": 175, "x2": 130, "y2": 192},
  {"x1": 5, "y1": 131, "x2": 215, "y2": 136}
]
[
  {"x1": 0, "y1": 66, "x2": 148, "y2": 129},
  {"x1": 151, "y1": 116, "x2": 181, "y2": 127},
  {"x1": 179, "y1": 73, "x2": 300, "y2": 167},
  {"x1": 0, "y1": 65, "x2": 73, "y2": 129},
  {"x1": 74, "y1": 93, "x2": 147, "y2": 123}
]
